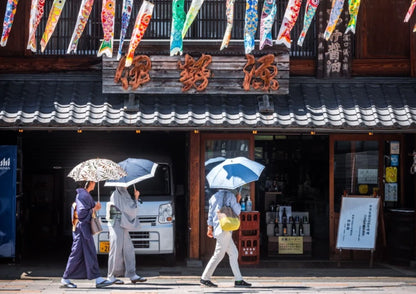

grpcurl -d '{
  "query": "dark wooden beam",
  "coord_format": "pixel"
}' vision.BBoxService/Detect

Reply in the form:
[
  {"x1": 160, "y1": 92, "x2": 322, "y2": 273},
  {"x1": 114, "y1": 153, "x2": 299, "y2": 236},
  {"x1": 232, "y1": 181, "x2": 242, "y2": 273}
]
[
  {"x1": 0, "y1": 57, "x2": 101, "y2": 73},
  {"x1": 0, "y1": 56, "x2": 412, "y2": 77},
  {"x1": 410, "y1": 28, "x2": 416, "y2": 77},
  {"x1": 290, "y1": 59, "x2": 316, "y2": 76},
  {"x1": 352, "y1": 59, "x2": 410, "y2": 76}
]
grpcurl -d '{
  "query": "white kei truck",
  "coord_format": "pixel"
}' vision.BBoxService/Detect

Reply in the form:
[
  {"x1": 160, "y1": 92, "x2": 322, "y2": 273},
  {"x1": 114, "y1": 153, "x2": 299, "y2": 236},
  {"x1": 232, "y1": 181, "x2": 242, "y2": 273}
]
[{"x1": 93, "y1": 162, "x2": 176, "y2": 263}]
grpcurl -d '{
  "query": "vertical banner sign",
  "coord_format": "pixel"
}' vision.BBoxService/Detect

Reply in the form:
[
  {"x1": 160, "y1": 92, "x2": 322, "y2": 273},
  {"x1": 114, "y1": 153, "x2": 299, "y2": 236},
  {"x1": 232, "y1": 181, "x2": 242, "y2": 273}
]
[
  {"x1": 0, "y1": 146, "x2": 17, "y2": 258},
  {"x1": 336, "y1": 197, "x2": 380, "y2": 250}
]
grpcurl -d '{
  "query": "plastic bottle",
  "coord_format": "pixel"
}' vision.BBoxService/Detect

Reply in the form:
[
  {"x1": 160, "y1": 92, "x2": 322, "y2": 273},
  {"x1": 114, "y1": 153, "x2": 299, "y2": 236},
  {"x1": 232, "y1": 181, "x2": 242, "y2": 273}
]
[
  {"x1": 246, "y1": 196, "x2": 252, "y2": 211},
  {"x1": 241, "y1": 199, "x2": 246, "y2": 211}
]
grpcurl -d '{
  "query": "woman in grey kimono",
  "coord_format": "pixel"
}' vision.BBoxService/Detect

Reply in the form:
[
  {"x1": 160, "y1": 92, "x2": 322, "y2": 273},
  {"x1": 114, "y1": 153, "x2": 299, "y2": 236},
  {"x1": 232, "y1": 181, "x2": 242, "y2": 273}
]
[
  {"x1": 106, "y1": 186, "x2": 147, "y2": 284},
  {"x1": 61, "y1": 181, "x2": 113, "y2": 289}
]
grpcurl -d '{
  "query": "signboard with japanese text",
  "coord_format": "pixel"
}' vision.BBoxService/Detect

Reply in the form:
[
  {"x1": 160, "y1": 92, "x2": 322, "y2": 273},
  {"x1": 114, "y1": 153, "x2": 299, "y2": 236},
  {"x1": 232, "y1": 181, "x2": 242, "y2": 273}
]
[
  {"x1": 102, "y1": 54, "x2": 289, "y2": 95},
  {"x1": 278, "y1": 236, "x2": 303, "y2": 254},
  {"x1": 336, "y1": 197, "x2": 380, "y2": 250}
]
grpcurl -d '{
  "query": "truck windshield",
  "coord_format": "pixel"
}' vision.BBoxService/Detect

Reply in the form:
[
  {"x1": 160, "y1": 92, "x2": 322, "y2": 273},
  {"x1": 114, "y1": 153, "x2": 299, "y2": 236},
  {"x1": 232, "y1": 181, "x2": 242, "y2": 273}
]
[
  {"x1": 98, "y1": 163, "x2": 171, "y2": 201},
  {"x1": 137, "y1": 164, "x2": 171, "y2": 196}
]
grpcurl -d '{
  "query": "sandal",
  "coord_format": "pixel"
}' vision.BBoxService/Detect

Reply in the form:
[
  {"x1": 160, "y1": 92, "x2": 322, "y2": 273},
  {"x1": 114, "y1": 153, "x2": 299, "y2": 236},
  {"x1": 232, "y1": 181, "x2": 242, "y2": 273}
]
[
  {"x1": 114, "y1": 279, "x2": 124, "y2": 285},
  {"x1": 131, "y1": 276, "x2": 147, "y2": 283},
  {"x1": 60, "y1": 282, "x2": 77, "y2": 288},
  {"x1": 96, "y1": 279, "x2": 113, "y2": 288}
]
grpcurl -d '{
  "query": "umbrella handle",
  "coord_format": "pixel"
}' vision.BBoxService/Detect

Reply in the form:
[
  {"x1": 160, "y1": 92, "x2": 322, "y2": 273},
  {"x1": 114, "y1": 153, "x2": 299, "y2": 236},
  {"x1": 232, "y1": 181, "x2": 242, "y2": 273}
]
[
  {"x1": 133, "y1": 184, "x2": 143, "y2": 203},
  {"x1": 97, "y1": 181, "x2": 100, "y2": 203}
]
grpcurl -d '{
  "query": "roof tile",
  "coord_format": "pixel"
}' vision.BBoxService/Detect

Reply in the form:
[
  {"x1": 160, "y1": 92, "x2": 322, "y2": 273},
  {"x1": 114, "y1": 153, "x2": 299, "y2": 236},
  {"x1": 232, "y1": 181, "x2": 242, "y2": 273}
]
[{"x1": 1, "y1": 74, "x2": 415, "y2": 131}]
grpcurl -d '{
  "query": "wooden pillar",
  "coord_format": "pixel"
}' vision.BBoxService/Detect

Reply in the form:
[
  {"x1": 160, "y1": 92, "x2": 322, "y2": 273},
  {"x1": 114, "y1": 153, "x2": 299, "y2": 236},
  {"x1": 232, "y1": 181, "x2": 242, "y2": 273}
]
[
  {"x1": 410, "y1": 24, "x2": 416, "y2": 77},
  {"x1": 188, "y1": 131, "x2": 200, "y2": 260},
  {"x1": 329, "y1": 135, "x2": 335, "y2": 258},
  {"x1": 317, "y1": 0, "x2": 352, "y2": 78}
]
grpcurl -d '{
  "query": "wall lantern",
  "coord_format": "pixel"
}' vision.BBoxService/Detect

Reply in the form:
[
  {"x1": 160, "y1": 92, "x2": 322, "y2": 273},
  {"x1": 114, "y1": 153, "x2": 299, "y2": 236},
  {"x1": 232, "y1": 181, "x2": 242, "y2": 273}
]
[
  {"x1": 77, "y1": 128, "x2": 82, "y2": 133},
  {"x1": 135, "y1": 130, "x2": 141, "y2": 134}
]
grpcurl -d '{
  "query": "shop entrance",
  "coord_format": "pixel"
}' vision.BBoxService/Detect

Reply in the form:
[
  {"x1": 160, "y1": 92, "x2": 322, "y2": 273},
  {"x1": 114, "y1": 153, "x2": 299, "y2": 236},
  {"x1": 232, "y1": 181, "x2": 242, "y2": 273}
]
[
  {"x1": 329, "y1": 134, "x2": 405, "y2": 261},
  {"x1": 255, "y1": 135, "x2": 330, "y2": 259}
]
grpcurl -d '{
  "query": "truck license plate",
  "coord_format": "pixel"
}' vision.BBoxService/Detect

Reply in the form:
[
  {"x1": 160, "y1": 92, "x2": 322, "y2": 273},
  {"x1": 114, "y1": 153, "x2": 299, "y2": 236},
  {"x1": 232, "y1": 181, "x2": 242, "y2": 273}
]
[{"x1": 99, "y1": 241, "x2": 110, "y2": 253}]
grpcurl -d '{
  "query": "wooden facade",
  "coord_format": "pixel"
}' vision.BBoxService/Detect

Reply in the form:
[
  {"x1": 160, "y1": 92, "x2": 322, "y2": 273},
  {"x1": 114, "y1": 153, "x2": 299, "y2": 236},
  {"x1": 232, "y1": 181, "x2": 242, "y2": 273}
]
[
  {"x1": 328, "y1": 134, "x2": 405, "y2": 261},
  {"x1": 102, "y1": 53, "x2": 290, "y2": 95},
  {"x1": 0, "y1": 0, "x2": 415, "y2": 264},
  {"x1": 0, "y1": 0, "x2": 415, "y2": 77}
]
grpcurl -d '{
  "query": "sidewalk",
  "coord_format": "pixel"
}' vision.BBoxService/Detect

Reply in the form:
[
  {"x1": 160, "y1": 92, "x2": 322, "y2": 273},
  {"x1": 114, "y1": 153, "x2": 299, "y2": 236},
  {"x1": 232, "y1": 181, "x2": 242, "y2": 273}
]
[{"x1": 1, "y1": 258, "x2": 416, "y2": 293}]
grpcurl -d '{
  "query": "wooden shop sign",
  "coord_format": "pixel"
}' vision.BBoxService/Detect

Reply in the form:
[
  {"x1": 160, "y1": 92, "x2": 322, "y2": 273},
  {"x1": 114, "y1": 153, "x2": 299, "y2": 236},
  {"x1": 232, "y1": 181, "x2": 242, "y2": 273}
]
[{"x1": 102, "y1": 53, "x2": 289, "y2": 95}]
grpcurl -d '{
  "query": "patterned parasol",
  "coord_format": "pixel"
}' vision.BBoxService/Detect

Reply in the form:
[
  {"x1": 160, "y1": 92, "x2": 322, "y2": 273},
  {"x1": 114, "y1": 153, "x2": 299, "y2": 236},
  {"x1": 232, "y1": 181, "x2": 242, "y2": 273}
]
[
  {"x1": 68, "y1": 158, "x2": 127, "y2": 201},
  {"x1": 68, "y1": 158, "x2": 127, "y2": 182}
]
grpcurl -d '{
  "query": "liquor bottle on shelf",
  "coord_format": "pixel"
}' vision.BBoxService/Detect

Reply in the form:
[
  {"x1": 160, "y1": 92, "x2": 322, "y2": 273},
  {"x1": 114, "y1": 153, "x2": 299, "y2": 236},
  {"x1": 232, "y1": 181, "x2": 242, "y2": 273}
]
[
  {"x1": 282, "y1": 207, "x2": 287, "y2": 223},
  {"x1": 299, "y1": 219, "x2": 304, "y2": 236},
  {"x1": 282, "y1": 207, "x2": 287, "y2": 236},
  {"x1": 282, "y1": 221, "x2": 288, "y2": 236},
  {"x1": 274, "y1": 211, "x2": 280, "y2": 236},
  {"x1": 291, "y1": 219, "x2": 297, "y2": 236}
]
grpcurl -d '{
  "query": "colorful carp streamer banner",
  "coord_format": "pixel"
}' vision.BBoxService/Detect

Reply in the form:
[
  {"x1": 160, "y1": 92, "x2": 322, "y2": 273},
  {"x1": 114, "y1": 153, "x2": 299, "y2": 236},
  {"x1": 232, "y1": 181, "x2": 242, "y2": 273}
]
[
  {"x1": 1, "y1": 0, "x2": 19, "y2": 47},
  {"x1": 297, "y1": 0, "x2": 319, "y2": 47},
  {"x1": 244, "y1": 0, "x2": 259, "y2": 54},
  {"x1": 324, "y1": 0, "x2": 344, "y2": 40},
  {"x1": 67, "y1": 0, "x2": 95, "y2": 54},
  {"x1": 220, "y1": 0, "x2": 236, "y2": 50},
  {"x1": 276, "y1": 0, "x2": 302, "y2": 48},
  {"x1": 2, "y1": 0, "x2": 415, "y2": 54},
  {"x1": 345, "y1": 0, "x2": 361, "y2": 34},
  {"x1": 117, "y1": 0, "x2": 134, "y2": 60},
  {"x1": 404, "y1": 0, "x2": 416, "y2": 22},
  {"x1": 27, "y1": 0, "x2": 45, "y2": 52},
  {"x1": 259, "y1": 0, "x2": 277, "y2": 50},
  {"x1": 97, "y1": 0, "x2": 116, "y2": 58},
  {"x1": 170, "y1": 0, "x2": 186, "y2": 56},
  {"x1": 182, "y1": 0, "x2": 204, "y2": 39},
  {"x1": 125, "y1": 0, "x2": 154, "y2": 67},
  {"x1": 41, "y1": 0, "x2": 67, "y2": 52},
  {"x1": 404, "y1": 0, "x2": 416, "y2": 32}
]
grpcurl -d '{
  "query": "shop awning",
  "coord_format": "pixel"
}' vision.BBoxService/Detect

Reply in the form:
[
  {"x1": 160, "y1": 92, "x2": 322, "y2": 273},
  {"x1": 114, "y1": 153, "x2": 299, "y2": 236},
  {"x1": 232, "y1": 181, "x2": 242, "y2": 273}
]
[{"x1": 0, "y1": 73, "x2": 415, "y2": 133}]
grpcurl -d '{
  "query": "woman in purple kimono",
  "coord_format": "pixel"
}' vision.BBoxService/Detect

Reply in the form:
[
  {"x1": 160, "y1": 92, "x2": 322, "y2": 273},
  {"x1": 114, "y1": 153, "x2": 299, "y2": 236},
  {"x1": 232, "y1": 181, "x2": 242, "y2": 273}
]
[{"x1": 61, "y1": 181, "x2": 113, "y2": 288}]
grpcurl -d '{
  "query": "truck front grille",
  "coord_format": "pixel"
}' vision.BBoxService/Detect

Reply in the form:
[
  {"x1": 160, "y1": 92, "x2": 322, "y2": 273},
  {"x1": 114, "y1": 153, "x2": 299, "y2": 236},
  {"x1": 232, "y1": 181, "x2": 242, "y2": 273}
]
[
  {"x1": 132, "y1": 240, "x2": 150, "y2": 248},
  {"x1": 139, "y1": 216, "x2": 157, "y2": 223},
  {"x1": 129, "y1": 231, "x2": 150, "y2": 239}
]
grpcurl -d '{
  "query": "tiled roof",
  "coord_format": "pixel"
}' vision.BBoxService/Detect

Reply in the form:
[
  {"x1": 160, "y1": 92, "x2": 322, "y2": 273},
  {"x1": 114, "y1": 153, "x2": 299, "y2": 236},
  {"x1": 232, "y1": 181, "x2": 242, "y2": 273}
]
[{"x1": 0, "y1": 73, "x2": 415, "y2": 132}]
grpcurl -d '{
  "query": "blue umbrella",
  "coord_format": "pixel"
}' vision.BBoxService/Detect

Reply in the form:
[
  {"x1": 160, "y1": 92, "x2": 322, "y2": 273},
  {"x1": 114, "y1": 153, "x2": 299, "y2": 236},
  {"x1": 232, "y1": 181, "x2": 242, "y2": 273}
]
[
  {"x1": 206, "y1": 157, "x2": 265, "y2": 190},
  {"x1": 204, "y1": 156, "x2": 226, "y2": 174},
  {"x1": 104, "y1": 158, "x2": 158, "y2": 187}
]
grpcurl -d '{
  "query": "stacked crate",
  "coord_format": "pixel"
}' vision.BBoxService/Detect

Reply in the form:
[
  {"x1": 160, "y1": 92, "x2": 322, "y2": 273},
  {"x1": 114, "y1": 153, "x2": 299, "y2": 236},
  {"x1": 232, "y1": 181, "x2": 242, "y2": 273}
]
[{"x1": 236, "y1": 211, "x2": 260, "y2": 265}]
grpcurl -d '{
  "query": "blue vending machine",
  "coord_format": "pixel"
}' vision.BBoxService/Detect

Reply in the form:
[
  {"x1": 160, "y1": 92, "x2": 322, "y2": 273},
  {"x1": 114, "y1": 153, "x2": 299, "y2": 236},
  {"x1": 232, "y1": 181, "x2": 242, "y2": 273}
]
[{"x1": 0, "y1": 146, "x2": 17, "y2": 258}]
